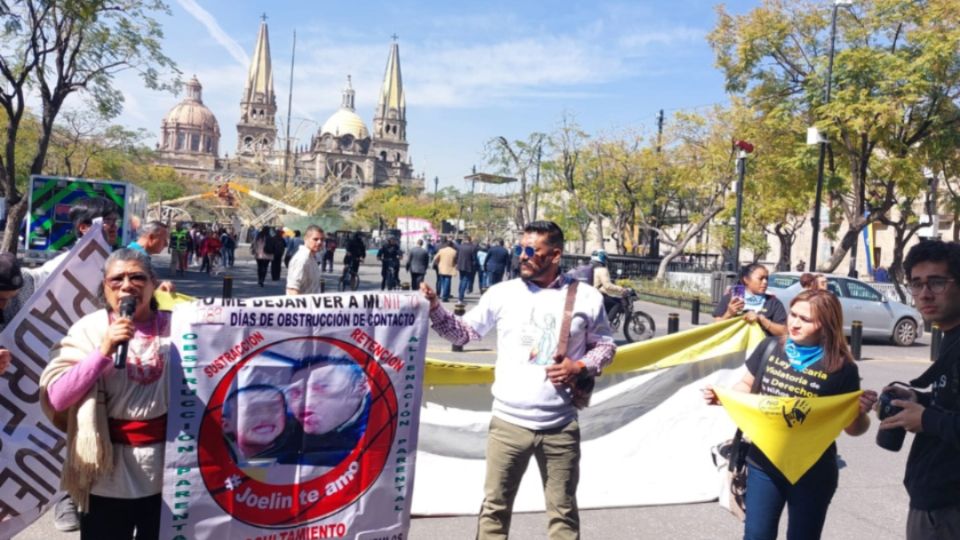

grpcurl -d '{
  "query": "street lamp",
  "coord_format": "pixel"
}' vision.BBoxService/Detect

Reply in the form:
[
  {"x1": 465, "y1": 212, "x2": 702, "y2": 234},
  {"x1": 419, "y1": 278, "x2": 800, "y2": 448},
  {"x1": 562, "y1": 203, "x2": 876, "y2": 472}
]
[
  {"x1": 732, "y1": 140, "x2": 754, "y2": 271},
  {"x1": 809, "y1": 0, "x2": 853, "y2": 272},
  {"x1": 433, "y1": 176, "x2": 439, "y2": 203}
]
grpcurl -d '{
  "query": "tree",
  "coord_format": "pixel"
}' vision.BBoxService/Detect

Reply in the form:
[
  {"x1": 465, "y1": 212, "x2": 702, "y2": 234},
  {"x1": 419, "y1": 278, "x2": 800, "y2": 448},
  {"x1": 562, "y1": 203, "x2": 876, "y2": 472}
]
[
  {"x1": 641, "y1": 107, "x2": 741, "y2": 280},
  {"x1": 710, "y1": 0, "x2": 960, "y2": 273},
  {"x1": 485, "y1": 132, "x2": 546, "y2": 230},
  {"x1": 351, "y1": 186, "x2": 458, "y2": 232},
  {"x1": 0, "y1": 0, "x2": 177, "y2": 252}
]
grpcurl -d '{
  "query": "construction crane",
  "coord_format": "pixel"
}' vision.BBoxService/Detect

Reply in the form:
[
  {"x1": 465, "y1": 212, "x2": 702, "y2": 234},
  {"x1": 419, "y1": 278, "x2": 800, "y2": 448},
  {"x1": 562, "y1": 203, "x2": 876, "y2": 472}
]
[{"x1": 147, "y1": 180, "x2": 309, "y2": 225}]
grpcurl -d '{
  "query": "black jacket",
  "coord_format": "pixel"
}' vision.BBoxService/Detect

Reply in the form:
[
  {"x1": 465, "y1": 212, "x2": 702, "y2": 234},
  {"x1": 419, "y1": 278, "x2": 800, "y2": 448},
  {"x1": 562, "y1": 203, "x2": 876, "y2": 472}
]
[
  {"x1": 485, "y1": 245, "x2": 510, "y2": 273},
  {"x1": 904, "y1": 328, "x2": 960, "y2": 510}
]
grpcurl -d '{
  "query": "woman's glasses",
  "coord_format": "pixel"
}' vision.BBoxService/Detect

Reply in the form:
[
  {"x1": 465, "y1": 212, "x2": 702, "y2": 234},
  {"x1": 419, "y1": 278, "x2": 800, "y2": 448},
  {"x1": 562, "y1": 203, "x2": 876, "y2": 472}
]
[{"x1": 106, "y1": 272, "x2": 149, "y2": 289}]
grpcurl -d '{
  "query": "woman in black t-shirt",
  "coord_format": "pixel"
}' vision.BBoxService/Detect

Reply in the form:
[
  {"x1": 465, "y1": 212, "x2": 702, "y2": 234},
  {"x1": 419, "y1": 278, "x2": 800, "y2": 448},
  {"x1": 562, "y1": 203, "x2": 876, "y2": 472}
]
[
  {"x1": 705, "y1": 289, "x2": 879, "y2": 540},
  {"x1": 713, "y1": 264, "x2": 787, "y2": 337}
]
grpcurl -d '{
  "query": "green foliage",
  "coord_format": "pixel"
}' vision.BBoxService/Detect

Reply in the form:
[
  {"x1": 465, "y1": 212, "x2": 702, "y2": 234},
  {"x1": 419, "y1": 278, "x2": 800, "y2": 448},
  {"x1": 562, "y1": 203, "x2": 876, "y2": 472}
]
[{"x1": 351, "y1": 186, "x2": 458, "y2": 232}]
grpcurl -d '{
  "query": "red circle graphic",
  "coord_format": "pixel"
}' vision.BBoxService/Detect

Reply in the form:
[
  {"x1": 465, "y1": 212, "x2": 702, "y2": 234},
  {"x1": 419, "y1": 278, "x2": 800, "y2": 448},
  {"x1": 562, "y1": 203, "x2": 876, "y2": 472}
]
[{"x1": 197, "y1": 336, "x2": 398, "y2": 527}]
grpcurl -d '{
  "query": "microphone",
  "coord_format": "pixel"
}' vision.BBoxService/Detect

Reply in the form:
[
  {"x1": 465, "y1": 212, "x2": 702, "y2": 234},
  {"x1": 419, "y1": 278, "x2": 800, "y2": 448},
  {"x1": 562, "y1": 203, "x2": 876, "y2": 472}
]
[{"x1": 114, "y1": 296, "x2": 137, "y2": 369}]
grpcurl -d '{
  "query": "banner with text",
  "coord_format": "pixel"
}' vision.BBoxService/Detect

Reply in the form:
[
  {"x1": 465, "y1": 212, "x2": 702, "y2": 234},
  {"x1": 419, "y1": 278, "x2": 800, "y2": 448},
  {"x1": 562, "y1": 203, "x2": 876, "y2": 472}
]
[
  {"x1": 0, "y1": 224, "x2": 110, "y2": 538},
  {"x1": 162, "y1": 291, "x2": 429, "y2": 540}
]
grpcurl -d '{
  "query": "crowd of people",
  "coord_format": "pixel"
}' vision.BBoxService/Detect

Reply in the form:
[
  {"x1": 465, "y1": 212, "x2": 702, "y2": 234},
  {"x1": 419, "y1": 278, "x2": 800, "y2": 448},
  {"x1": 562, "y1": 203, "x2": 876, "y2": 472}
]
[{"x1": 1, "y1": 199, "x2": 959, "y2": 539}]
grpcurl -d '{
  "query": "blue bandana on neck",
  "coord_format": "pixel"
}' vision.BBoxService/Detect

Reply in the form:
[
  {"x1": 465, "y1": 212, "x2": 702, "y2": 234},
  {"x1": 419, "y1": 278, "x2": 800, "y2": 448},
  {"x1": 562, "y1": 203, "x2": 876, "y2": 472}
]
[{"x1": 784, "y1": 339, "x2": 824, "y2": 371}]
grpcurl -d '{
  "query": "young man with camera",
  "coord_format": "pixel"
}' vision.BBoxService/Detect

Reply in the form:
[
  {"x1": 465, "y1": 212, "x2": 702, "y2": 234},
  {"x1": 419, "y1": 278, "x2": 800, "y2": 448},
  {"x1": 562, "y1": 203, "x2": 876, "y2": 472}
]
[{"x1": 878, "y1": 240, "x2": 960, "y2": 540}]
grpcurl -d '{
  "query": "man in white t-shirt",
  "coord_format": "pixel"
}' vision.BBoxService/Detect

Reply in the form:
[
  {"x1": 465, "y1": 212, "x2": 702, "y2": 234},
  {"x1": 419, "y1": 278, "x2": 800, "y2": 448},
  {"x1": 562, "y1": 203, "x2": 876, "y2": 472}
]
[
  {"x1": 421, "y1": 220, "x2": 615, "y2": 539},
  {"x1": 285, "y1": 225, "x2": 325, "y2": 295}
]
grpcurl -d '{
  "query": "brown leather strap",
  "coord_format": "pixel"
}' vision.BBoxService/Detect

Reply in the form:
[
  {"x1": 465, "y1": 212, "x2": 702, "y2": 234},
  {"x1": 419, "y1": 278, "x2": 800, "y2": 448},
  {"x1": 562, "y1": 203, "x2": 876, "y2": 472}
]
[{"x1": 554, "y1": 280, "x2": 579, "y2": 361}]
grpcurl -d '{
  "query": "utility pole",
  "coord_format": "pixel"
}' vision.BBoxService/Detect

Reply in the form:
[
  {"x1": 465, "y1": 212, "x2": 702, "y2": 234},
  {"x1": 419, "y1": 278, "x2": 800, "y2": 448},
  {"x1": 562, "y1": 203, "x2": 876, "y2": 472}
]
[
  {"x1": 810, "y1": 0, "x2": 851, "y2": 272},
  {"x1": 532, "y1": 136, "x2": 544, "y2": 221},
  {"x1": 732, "y1": 141, "x2": 754, "y2": 271},
  {"x1": 650, "y1": 109, "x2": 664, "y2": 258},
  {"x1": 282, "y1": 30, "x2": 297, "y2": 188}
]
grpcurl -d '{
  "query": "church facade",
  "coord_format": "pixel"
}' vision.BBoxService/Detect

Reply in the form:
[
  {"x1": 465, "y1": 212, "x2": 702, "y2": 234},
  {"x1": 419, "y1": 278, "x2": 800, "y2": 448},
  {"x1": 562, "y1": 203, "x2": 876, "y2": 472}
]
[{"x1": 155, "y1": 17, "x2": 422, "y2": 211}]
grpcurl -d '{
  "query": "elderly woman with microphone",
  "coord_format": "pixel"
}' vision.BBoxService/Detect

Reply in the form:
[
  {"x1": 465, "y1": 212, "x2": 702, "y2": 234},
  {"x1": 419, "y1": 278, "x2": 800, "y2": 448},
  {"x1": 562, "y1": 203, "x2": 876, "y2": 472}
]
[{"x1": 40, "y1": 249, "x2": 170, "y2": 540}]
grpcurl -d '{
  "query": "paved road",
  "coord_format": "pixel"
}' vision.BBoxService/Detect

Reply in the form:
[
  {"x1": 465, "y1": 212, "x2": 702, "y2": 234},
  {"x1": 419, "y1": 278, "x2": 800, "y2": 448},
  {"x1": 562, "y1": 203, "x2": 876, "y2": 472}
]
[{"x1": 16, "y1": 250, "x2": 927, "y2": 539}]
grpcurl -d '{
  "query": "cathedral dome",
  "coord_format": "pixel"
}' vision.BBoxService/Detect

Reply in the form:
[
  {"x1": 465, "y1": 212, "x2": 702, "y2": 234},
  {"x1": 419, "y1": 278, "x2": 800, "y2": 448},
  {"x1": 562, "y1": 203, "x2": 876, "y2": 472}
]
[
  {"x1": 320, "y1": 75, "x2": 369, "y2": 139},
  {"x1": 159, "y1": 76, "x2": 220, "y2": 156},
  {"x1": 163, "y1": 76, "x2": 219, "y2": 133},
  {"x1": 321, "y1": 109, "x2": 369, "y2": 139}
]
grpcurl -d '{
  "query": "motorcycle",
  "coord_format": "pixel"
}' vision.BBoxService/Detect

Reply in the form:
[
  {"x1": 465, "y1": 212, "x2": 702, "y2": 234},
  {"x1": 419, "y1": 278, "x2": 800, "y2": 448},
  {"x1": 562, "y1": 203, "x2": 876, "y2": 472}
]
[{"x1": 606, "y1": 289, "x2": 655, "y2": 343}]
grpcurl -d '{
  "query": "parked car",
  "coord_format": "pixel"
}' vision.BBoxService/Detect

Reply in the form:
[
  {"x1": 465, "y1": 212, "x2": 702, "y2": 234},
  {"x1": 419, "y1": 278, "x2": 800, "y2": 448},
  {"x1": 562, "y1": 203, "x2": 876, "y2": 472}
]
[{"x1": 767, "y1": 272, "x2": 923, "y2": 346}]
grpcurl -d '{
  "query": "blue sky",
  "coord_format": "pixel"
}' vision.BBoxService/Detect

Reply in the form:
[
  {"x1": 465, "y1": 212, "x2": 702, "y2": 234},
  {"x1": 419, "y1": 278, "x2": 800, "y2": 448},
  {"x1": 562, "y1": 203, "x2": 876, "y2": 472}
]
[{"x1": 112, "y1": 0, "x2": 758, "y2": 191}]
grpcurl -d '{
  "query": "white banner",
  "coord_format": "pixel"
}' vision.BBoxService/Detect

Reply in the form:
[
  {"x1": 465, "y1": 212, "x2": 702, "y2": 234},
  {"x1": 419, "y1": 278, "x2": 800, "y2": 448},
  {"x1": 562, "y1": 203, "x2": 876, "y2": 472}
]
[
  {"x1": 0, "y1": 224, "x2": 109, "y2": 538},
  {"x1": 162, "y1": 292, "x2": 429, "y2": 540},
  {"x1": 412, "y1": 352, "x2": 748, "y2": 514}
]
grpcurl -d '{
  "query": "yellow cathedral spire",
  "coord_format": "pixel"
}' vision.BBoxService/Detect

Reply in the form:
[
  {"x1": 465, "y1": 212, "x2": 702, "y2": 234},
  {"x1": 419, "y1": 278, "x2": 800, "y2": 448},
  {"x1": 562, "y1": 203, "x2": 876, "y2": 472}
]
[
  {"x1": 236, "y1": 15, "x2": 278, "y2": 157},
  {"x1": 374, "y1": 37, "x2": 406, "y2": 142}
]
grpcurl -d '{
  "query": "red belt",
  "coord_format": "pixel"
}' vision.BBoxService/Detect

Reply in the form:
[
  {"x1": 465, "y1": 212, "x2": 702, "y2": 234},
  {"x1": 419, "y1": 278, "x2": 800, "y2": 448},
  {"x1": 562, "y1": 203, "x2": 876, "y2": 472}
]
[{"x1": 108, "y1": 415, "x2": 167, "y2": 446}]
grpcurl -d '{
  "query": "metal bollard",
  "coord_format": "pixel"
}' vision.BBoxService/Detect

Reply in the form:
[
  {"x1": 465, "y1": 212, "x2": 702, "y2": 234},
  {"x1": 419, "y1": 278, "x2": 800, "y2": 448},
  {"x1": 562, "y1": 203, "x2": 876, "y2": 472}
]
[
  {"x1": 320, "y1": 279, "x2": 326, "y2": 294},
  {"x1": 851, "y1": 320, "x2": 863, "y2": 361},
  {"x1": 667, "y1": 313, "x2": 679, "y2": 334},
  {"x1": 401, "y1": 282, "x2": 410, "y2": 291},
  {"x1": 931, "y1": 323, "x2": 942, "y2": 362},
  {"x1": 691, "y1": 298, "x2": 701, "y2": 326},
  {"x1": 452, "y1": 303, "x2": 466, "y2": 352},
  {"x1": 222, "y1": 275, "x2": 233, "y2": 299}
]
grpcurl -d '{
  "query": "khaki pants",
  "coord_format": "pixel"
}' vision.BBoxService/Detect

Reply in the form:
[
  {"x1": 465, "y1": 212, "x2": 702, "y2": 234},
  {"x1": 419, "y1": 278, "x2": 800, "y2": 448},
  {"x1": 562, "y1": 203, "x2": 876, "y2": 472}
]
[
  {"x1": 908, "y1": 504, "x2": 960, "y2": 540},
  {"x1": 476, "y1": 416, "x2": 580, "y2": 540}
]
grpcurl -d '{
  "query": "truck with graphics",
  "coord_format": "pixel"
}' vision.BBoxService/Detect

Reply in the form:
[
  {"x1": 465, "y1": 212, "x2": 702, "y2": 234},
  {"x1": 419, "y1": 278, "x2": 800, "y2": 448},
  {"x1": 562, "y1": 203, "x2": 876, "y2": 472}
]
[{"x1": 23, "y1": 175, "x2": 147, "y2": 263}]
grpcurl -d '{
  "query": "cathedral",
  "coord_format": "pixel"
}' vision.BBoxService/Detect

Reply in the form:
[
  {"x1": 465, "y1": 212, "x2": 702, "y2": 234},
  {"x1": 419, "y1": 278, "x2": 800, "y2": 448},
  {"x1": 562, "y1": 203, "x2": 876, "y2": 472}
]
[{"x1": 155, "y1": 17, "x2": 422, "y2": 212}]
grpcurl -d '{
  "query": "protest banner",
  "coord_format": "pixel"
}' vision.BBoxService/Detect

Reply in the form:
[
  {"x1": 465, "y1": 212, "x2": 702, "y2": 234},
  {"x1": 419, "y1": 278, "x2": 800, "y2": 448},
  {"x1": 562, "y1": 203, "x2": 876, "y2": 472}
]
[
  {"x1": 161, "y1": 291, "x2": 429, "y2": 540},
  {"x1": 412, "y1": 318, "x2": 767, "y2": 514},
  {"x1": 0, "y1": 223, "x2": 109, "y2": 538},
  {"x1": 715, "y1": 387, "x2": 861, "y2": 483}
]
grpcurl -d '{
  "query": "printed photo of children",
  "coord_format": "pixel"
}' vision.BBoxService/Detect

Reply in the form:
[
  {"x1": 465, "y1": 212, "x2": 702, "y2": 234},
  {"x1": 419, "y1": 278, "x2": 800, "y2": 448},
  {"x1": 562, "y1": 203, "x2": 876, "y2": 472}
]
[{"x1": 216, "y1": 345, "x2": 371, "y2": 470}]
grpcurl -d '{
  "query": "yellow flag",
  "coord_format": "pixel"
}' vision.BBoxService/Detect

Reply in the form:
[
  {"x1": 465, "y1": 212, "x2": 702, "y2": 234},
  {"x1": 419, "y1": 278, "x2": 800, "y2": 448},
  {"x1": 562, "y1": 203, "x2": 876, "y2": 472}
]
[
  {"x1": 715, "y1": 387, "x2": 861, "y2": 484},
  {"x1": 155, "y1": 291, "x2": 195, "y2": 311}
]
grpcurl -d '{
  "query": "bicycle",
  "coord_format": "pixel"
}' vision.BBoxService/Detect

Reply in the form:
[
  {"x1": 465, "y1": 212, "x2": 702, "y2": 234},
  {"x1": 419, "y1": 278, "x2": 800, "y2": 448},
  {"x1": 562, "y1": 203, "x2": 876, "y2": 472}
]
[
  {"x1": 382, "y1": 263, "x2": 400, "y2": 290},
  {"x1": 339, "y1": 255, "x2": 361, "y2": 291},
  {"x1": 606, "y1": 289, "x2": 656, "y2": 343}
]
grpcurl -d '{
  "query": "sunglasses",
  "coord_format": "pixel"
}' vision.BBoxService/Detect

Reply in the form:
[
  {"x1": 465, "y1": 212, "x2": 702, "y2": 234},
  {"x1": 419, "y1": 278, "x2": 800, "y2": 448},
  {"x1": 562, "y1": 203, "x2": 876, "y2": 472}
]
[{"x1": 513, "y1": 246, "x2": 536, "y2": 258}]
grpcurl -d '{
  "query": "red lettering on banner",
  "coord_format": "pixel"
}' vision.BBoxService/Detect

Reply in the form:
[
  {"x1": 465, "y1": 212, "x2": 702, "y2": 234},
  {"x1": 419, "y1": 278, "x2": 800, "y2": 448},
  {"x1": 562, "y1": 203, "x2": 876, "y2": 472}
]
[
  {"x1": 348, "y1": 329, "x2": 404, "y2": 371},
  {"x1": 202, "y1": 332, "x2": 266, "y2": 378}
]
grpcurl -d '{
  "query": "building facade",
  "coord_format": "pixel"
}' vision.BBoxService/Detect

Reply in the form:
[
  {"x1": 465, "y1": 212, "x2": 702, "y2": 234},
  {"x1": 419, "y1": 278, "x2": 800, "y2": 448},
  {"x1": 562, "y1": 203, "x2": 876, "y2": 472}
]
[{"x1": 155, "y1": 17, "x2": 421, "y2": 209}]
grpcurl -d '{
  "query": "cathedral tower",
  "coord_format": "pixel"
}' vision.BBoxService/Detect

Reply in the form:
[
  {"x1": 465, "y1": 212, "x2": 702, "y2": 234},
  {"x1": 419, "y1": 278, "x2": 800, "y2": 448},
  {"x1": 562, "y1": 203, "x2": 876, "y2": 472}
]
[
  {"x1": 236, "y1": 16, "x2": 277, "y2": 158},
  {"x1": 371, "y1": 38, "x2": 409, "y2": 178}
]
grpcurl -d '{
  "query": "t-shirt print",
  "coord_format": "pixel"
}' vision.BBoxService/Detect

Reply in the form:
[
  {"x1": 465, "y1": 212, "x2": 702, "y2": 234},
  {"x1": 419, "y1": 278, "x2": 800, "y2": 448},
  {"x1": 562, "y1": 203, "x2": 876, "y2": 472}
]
[{"x1": 521, "y1": 307, "x2": 559, "y2": 366}]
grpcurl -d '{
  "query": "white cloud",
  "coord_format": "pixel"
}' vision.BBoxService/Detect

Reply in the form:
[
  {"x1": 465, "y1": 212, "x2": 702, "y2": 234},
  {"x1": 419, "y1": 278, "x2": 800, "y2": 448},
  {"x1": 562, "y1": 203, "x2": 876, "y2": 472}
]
[{"x1": 176, "y1": 0, "x2": 249, "y2": 67}]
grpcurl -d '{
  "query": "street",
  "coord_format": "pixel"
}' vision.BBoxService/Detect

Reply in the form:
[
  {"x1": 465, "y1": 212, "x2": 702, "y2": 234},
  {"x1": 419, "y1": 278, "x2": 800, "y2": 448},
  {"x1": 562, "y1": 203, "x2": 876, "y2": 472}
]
[{"x1": 16, "y1": 250, "x2": 926, "y2": 539}]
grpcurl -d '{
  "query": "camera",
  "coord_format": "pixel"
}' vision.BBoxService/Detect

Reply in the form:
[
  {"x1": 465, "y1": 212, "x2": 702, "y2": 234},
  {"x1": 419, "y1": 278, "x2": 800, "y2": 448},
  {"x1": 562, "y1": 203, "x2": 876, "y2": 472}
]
[{"x1": 876, "y1": 387, "x2": 908, "y2": 452}]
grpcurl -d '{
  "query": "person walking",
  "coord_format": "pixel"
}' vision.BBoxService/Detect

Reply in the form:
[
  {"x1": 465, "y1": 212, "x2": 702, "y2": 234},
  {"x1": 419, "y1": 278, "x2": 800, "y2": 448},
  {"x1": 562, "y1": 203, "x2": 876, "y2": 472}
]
[
  {"x1": 406, "y1": 239, "x2": 430, "y2": 291},
  {"x1": 421, "y1": 220, "x2": 615, "y2": 539},
  {"x1": 269, "y1": 229, "x2": 287, "y2": 281},
  {"x1": 456, "y1": 235, "x2": 480, "y2": 303},
  {"x1": 286, "y1": 225, "x2": 325, "y2": 295},
  {"x1": 169, "y1": 223, "x2": 190, "y2": 276},
  {"x1": 485, "y1": 239, "x2": 510, "y2": 286},
  {"x1": 252, "y1": 226, "x2": 273, "y2": 287},
  {"x1": 432, "y1": 240, "x2": 458, "y2": 303},
  {"x1": 285, "y1": 230, "x2": 303, "y2": 268},
  {"x1": 704, "y1": 289, "x2": 876, "y2": 540}
]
